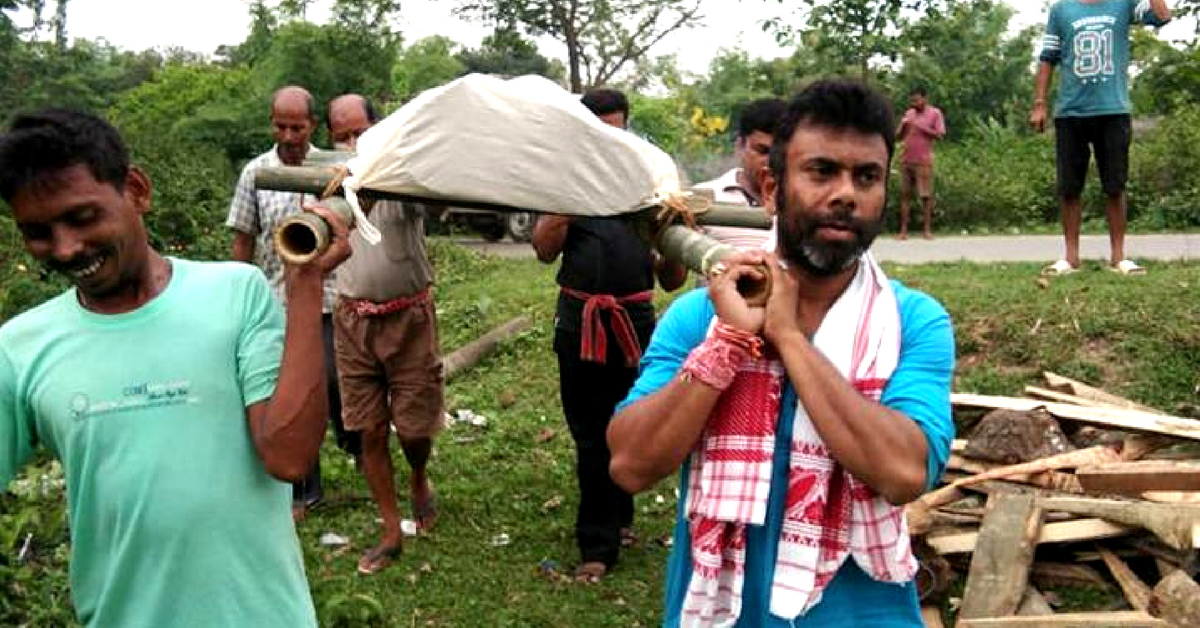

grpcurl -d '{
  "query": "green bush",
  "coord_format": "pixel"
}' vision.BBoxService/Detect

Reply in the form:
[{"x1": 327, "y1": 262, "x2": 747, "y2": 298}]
[
  {"x1": 1127, "y1": 105, "x2": 1200, "y2": 229},
  {"x1": 907, "y1": 119, "x2": 1058, "y2": 232},
  {"x1": 885, "y1": 108, "x2": 1200, "y2": 233}
]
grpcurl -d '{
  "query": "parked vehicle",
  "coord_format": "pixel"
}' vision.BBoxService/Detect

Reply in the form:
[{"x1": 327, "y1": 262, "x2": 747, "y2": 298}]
[{"x1": 426, "y1": 207, "x2": 536, "y2": 242}]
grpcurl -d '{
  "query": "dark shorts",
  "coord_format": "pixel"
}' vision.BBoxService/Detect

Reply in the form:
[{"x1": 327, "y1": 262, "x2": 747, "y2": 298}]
[
  {"x1": 901, "y1": 162, "x2": 934, "y2": 198},
  {"x1": 1054, "y1": 114, "x2": 1131, "y2": 198},
  {"x1": 333, "y1": 297, "x2": 445, "y2": 439}
]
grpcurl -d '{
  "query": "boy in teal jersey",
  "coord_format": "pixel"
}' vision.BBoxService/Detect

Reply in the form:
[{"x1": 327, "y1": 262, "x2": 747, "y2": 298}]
[
  {"x1": 0, "y1": 109, "x2": 351, "y2": 627},
  {"x1": 1031, "y1": 0, "x2": 1172, "y2": 276}
]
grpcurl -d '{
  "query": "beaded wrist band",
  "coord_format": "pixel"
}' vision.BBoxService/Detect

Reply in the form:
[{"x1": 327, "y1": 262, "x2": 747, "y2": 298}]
[{"x1": 680, "y1": 321, "x2": 763, "y2": 391}]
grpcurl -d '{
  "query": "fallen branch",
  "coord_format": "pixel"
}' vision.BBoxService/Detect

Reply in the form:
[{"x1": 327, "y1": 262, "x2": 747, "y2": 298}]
[{"x1": 443, "y1": 316, "x2": 532, "y2": 380}]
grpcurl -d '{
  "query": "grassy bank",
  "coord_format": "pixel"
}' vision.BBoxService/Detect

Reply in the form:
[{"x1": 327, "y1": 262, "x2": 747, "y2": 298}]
[{"x1": 2, "y1": 242, "x2": 1197, "y2": 627}]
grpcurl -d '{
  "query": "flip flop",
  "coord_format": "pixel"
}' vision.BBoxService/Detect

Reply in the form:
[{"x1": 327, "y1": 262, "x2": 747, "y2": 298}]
[
  {"x1": 1108, "y1": 259, "x2": 1146, "y2": 275},
  {"x1": 411, "y1": 489, "x2": 438, "y2": 531},
  {"x1": 356, "y1": 544, "x2": 401, "y2": 575},
  {"x1": 573, "y1": 561, "x2": 607, "y2": 584},
  {"x1": 1041, "y1": 259, "x2": 1079, "y2": 276}
]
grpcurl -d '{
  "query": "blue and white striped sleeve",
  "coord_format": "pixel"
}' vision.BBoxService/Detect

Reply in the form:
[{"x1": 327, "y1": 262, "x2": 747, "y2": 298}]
[{"x1": 1039, "y1": 5, "x2": 1063, "y2": 65}]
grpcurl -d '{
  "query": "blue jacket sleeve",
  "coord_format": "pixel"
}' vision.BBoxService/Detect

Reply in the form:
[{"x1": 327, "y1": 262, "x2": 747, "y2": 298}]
[{"x1": 619, "y1": 288, "x2": 713, "y2": 412}]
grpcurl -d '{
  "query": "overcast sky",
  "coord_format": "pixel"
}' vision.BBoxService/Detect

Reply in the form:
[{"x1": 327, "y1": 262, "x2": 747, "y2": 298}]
[{"x1": 12, "y1": 1, "x2": 1197, "y2": 75}]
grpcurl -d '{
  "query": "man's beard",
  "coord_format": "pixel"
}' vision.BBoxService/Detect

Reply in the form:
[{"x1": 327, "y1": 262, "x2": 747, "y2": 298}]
[{"x1": 775, "y1": 183, "x2": 883, "y2": 277}]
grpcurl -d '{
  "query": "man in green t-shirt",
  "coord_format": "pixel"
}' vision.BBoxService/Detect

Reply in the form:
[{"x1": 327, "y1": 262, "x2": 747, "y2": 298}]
[
  {"x1": 0, "y1": 109, "x2": 349, "y2": 627},
  {"x1": 1031, "y1": 0, "x2": 1172, "y2": 276}
]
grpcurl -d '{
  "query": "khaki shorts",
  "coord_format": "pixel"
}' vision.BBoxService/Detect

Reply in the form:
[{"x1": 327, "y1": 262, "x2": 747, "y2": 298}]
[
  {"x1": 901, "y1": 162, "x2": 934, "y2": 199},
  {"x1": 333, "y1": 297, "x2": 445, "y2": 438}
]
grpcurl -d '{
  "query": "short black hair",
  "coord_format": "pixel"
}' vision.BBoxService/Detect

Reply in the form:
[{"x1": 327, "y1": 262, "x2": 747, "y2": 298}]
[
  {"x1": 910, "y1": 86, "x2": 927, "y2": 97},
  {"x1": 769, "y1": 79, "x2": 896, "y2": 184},
  {"x1": 737, "y1": 97, "x2": 787, "y2": 139},
  {"x1": 0, "y1": 108, "x2": 130, "y2": 203},
  {"x1": 580, "y1": 88, "x2": 629, "y2": 120}
]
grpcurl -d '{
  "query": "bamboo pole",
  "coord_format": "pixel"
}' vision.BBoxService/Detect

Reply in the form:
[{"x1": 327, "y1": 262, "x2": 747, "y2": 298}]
[
  {"x1": 252, "y1": 165, "x2": 774, "y2": 229},
  {"x1": 255, "y1": 165, "x2": 775, "y2": 298}
]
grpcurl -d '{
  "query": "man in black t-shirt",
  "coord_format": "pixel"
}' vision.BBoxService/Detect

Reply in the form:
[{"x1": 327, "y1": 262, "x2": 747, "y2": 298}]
[{"x1": 531, "y1": 88, "x2": 686, "y2": 582}]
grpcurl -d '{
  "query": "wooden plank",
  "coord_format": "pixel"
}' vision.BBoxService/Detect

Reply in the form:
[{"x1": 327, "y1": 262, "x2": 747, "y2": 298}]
[
  {"x1": 1142, "y1": 492, "x2": 1200, "y2": 504},
  {"x1": 950, "y1": 393, "x2": 1200, "y2": 442},
  {"x1": 1038, "y1": 496, "x2": 1200, "y2": 551},
  {"x1": 958, "y1": 611, "x2": 1170, "y2": 627},
  {"x1": 960, "y1": 494, "x2": 1043, "y2": 619},
  {"x1": 1076, "y1": 461, "x2": 1200, "y2": 495},
  {"x1": 1042, "y1": 371, "x2": 1160, "y2": 413},
  {"x1": 1149, "y1": 570, "x2": 1200, "y2": 627},
  {"x1": 927, "y1": 518, "x2": 1131, "y2": 555},
  {"x1": 1098, "y1": 546, "x2": 1153, "y2": 612},
  {"x1": 1025, "y1": 385, "x2": 1118, "y2": 409},
  {"x1": 1031, "y1": 562, "x2": 1113, "y2": 588},
  {"x1": 920, "y1": 606, "x2": 944, "y2": 628},
  {"x1": 1016, "y1": 586, "x2": 1055, "y2": 616}
]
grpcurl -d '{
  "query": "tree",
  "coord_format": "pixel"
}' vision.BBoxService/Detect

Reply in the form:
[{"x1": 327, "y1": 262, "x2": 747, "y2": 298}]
[
  {"x1": 892, "y1": 0, "x2": 1036, "y2": 136},
  {"x1": 457, "y1": 23, "x2": 562, "y2": 79},
  {"x1": 392, "y1": 36, "x2": 465, "y2": 101},
  {"x1": 1131, "y1": 28, "x2": 1200, "y2": 114},
  {"x1": 762, "y1": 0, "x2": 931, "y2": 80},
  {"x1": 455, "y1": 0, "x2": 702, "y2": 92}
]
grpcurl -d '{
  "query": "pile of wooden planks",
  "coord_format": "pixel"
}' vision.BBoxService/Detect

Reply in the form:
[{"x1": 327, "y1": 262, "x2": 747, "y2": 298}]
[{"x1": 910, "y1": 372, "x2": 1200, "y2": 628}]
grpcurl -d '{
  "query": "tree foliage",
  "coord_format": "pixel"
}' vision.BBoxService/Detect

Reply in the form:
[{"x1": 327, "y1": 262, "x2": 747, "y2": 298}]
[
  {"x1": 763, "y1": 0, "x2": 930, "y2": 80},
  {"x1": 455, "y1": 0, "x2": 702, "y2": 92},
  {"x1": 891, "y1": 0, "x2": 1037, "y2": 137},
  {"x1": 392, "y1": 36, "x2": 466, "y2": 102},
  {"x1": 457, "y1": 24, "x2": 562, "y2": 79}
]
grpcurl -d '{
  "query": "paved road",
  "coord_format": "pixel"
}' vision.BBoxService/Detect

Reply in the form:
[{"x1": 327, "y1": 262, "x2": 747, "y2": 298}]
[{"x1": 458, "y1": 233, "x2": 1200, "y2": 264}]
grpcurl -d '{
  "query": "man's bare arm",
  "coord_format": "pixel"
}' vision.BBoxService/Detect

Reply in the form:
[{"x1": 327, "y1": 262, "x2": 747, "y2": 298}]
[
  {"x1": 609, "y1": 258, "x2": 765, "y2": 493},
  {"x1": 245, "y1": 205, "x2": 348, "y2": 481},
  {"x1": 531, "y1": 215, "x2": 571, "y2": 263},
  {"x1": 1030, "y1": 62, "x2": 1055, "y2": 133},
  {"x1": 231, "y1": 230, "x2": 255, "y2": 263},
  {"x1": 762, "y1": 258, "x2": 927, "y2": 505}
]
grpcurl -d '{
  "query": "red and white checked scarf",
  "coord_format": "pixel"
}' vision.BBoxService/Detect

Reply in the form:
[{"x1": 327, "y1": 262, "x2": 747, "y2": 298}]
[{"x1": 681, "y1": 254, "x2": 916, "y2": 627}]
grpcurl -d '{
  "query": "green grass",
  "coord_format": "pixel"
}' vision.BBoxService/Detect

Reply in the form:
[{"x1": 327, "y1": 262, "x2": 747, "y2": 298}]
[{"x1": 3, "y1": 244, "x2": 1199, "y2": 627}]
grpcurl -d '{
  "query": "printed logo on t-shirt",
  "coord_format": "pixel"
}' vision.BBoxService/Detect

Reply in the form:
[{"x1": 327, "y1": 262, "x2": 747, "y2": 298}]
[
  {"x1": 1070, "y1": 15, "x2": 1118, "y2": 84},
  {"x1": 68, "y1": 380, "x2": 198, "y2": 420}
]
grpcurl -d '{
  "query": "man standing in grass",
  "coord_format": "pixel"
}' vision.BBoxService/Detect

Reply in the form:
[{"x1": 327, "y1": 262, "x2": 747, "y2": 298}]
[
  {"x1": 694, "y1": 97, "x2": 786, "y2": 250},
  {"x1": 0, "y1": 108, "x2": 348, "y2": 627},
  {"x1": 609, "y1": 80, "x2": 954, "y2": 627},
  {"x1": 896, "y1": 87, "x2": 945, "y2": 240},
  {"x1": 532, "y1": 87, "x2": 687, "y2": 583},
  {"x1": 1032, "y1": 0, "x2": 1172, "y2": 276},
  {"x1": 227, "y1": 85, "x2": 360, "y2": 518},
  {"x1": 326, "y1": 93, "x2": 444, "y2": 575}
]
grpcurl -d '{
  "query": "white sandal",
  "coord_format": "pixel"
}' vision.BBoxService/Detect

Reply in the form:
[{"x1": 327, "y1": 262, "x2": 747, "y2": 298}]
[
  {"x1": 1041, "y1": 259, "x2": 1079, "y2": 276},
  {"x1": 1108, "y1": 259, "x2": 1146, "y2": 275}
]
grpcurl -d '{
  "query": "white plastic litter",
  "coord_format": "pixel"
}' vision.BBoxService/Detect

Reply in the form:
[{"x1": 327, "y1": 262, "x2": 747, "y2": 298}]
[
  {"x1": 319, "y1": 532, "x2": 350, "y2": 548},
  {"x1": 343, "y1": 73, "x2": 682, "y2": 241}
]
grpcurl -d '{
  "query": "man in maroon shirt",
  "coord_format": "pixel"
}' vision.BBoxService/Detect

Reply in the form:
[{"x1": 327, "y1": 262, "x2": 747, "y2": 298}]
[{"x1": 896, "y1": 87, "x2": 946, "y2": 240}]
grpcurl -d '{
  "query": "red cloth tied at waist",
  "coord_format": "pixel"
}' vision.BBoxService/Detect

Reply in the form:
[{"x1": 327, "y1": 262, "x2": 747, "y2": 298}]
[
  {"x1": 344, "y1": 287, "x2": 431, "y2": 317},
  {"x1": 560, "y1": 287, "x2": 653, "y2": 367}
]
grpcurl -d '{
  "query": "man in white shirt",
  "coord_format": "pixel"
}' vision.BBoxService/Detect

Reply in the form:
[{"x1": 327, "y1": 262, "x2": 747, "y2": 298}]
[{"x1": 693, "y1": 97, "x2": 786, "y2": 250}]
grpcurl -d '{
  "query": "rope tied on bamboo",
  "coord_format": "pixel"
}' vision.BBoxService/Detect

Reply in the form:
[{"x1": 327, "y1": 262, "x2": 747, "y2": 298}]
[
  {"x1": 652, "y1": 190, "x2": 711, "y2": 246},
  {"x1": 320, "y1": 165, "x2": 377, "y2": 215}
]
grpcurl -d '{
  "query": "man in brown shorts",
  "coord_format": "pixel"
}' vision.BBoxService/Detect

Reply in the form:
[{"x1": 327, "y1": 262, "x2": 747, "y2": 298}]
[
  {"x1": 896, "y1": 87, "x2": 945, "y2": 240},
  {"x1": 327, "y1": 94, "x2": 444, "y2": 575}
]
